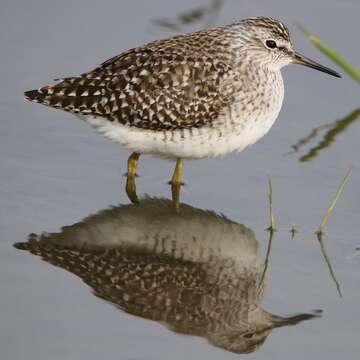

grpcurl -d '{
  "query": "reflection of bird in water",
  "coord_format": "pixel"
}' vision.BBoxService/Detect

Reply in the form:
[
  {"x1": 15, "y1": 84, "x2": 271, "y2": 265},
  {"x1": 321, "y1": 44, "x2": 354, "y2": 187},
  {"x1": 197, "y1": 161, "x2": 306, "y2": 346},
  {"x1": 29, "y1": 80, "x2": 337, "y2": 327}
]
[{"x1": 15, "y1": 198, "x2": 320, "y2": 354}]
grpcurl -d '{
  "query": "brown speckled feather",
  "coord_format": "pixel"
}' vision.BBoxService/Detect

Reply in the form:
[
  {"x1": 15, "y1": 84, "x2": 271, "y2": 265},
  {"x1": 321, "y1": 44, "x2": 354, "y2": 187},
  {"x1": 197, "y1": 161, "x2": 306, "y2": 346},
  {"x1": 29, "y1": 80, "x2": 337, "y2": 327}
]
[{"x1": 25, "y1": 27, "x2": 235, "y2": 131}]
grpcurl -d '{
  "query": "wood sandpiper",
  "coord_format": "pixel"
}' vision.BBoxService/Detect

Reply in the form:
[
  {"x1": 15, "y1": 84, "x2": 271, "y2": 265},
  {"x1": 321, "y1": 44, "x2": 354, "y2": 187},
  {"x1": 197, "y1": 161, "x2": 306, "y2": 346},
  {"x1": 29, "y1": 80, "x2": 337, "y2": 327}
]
[{"x1": 25, "y1": 17, "x2": 340, "y2": 209}]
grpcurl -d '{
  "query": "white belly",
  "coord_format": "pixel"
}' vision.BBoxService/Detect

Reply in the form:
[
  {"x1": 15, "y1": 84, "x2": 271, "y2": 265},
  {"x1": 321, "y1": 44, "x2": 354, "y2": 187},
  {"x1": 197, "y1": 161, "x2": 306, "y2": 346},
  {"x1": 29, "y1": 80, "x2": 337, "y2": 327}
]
[{"x1": 81, "y1": 110, "x2": 279, "y2": 160}]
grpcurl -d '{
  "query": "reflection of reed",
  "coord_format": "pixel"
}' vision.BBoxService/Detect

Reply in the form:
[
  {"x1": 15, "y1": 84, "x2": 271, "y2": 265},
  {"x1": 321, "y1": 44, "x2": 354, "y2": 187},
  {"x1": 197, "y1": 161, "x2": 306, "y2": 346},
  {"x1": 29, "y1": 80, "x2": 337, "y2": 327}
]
[
  {"x1": 153, "y1": 0, "x2": 225, "y2": 31},
  {"x1": 14, "y1": 198, "x2": 318, "y2": 354},
  {"x1": 259, "y1": 229, "x2": 274, "y2": 291},
  {"x1": 290, "y1": 108, "x2": 360, "y2": 162},
  {"x1": 313, "y1": 170, "x2": 351, "y2": 298},
  {"x1": 316, "y1": 233, "x2": 342, "y2": 297}
]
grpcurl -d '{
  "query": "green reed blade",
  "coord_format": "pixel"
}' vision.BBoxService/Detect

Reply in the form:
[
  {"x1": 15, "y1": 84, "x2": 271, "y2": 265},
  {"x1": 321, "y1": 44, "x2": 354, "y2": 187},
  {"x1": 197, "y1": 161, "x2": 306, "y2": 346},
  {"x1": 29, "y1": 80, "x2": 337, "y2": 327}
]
[
  {"x1": 315, "y1": 169, "x2": 352, "y2": 235},
  {"x1": 267, "y1": 176, "x2": 276, "y2": 232},
  {"x1": 298, "y1": 24, "x2": 360, "y2": 84}
]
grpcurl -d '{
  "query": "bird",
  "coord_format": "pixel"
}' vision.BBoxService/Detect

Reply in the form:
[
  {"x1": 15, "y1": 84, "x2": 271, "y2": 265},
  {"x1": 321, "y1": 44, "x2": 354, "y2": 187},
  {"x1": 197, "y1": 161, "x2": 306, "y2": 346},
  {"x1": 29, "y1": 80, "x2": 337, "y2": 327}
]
[
  {"x1": 14, "y1": 197, "x2": 320, "y2": 354},
  {"x1": 24, "y1": 17, "x2": 340, "y2": 209}
]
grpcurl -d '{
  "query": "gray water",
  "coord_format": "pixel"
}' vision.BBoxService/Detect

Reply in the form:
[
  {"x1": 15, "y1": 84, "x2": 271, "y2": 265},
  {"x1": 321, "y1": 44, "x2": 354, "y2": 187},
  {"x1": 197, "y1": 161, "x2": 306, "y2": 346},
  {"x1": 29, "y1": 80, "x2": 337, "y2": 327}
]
[{"x1": 1, "y1": 0, "x2": 360, "y2": 359}]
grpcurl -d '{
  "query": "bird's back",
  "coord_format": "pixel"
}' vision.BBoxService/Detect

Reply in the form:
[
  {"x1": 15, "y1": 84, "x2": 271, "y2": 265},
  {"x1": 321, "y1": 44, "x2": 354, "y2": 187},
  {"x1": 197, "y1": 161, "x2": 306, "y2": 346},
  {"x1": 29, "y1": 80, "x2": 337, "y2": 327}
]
[{"x1": 25, "y1": 26, "x2": 235, "y2": 131}]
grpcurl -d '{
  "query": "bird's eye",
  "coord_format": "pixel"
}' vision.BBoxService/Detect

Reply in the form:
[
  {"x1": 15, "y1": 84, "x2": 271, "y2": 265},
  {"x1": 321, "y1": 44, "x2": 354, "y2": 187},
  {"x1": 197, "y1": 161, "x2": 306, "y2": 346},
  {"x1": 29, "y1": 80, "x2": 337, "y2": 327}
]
[{"x1": 265, "y1": 40, "x2": 277, "y2": 49}]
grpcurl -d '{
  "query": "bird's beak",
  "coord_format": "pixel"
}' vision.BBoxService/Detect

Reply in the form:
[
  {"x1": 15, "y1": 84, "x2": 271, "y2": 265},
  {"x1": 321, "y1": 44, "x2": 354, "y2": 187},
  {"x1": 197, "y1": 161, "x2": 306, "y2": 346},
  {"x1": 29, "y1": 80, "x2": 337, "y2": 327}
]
[
  {"x1": 269, "y1": 311, "x2": 322, "y2": 328},
  {"x1": 292, "y1": 52, "x2": 341, "y2": 78}
]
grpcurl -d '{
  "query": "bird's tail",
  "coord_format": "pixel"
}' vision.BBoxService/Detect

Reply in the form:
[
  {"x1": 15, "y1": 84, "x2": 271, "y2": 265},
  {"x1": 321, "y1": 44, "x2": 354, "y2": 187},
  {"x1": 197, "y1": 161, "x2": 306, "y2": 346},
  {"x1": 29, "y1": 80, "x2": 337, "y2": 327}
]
[
  {"x1": 24, "y1": 77, "x2": 106, "y2": 116},
  {"x1": 24, "y1": 89, "x2": 46, "y2": 103}
]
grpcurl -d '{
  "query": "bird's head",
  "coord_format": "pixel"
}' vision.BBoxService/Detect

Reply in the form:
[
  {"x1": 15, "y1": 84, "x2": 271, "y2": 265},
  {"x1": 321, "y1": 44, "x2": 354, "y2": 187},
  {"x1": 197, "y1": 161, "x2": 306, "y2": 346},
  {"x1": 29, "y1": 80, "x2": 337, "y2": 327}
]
[
  {"x1": 207, "y1": 307, "x2": 322, "y2": 354},
  {"x1": 233, "y1": 16, "x2": 340, "y2": 77}
]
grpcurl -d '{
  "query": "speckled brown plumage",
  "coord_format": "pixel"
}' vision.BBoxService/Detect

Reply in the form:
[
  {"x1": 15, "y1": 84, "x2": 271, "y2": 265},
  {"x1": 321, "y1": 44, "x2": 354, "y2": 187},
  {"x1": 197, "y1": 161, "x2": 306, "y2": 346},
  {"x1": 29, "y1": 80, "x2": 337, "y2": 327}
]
[
  {"x1": 24, "y1": 17, "x2": 294, "y2": 132},
  {"x1": 25, "y1": 27, "x2": 235, "y2": 131}
]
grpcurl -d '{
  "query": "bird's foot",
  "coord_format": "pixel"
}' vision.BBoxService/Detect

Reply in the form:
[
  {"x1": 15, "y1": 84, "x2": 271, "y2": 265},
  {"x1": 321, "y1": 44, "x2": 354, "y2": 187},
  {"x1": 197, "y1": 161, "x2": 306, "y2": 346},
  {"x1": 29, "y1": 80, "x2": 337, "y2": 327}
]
[{"x1": 125, "y1": 152, "x2": 140, "y2": 204}]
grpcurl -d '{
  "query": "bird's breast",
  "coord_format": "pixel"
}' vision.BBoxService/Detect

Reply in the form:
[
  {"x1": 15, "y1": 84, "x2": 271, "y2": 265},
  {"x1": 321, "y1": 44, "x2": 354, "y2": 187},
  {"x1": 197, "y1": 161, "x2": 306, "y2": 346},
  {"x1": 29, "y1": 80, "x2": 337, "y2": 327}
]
[{"x1": 219, "y1": 70, "x2": 284, "y2": 149}]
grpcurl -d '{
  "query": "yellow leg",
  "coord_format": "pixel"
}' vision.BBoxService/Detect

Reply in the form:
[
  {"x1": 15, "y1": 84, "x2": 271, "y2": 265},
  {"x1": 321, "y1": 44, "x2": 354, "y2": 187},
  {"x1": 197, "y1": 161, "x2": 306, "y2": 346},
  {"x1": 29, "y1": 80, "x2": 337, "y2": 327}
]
[
  {"x1": 126, "y1": 152, "x2": 140, "y2": 204},
  {"x1": 170, "y1": 158, "x2": 184, "y2": 212}
]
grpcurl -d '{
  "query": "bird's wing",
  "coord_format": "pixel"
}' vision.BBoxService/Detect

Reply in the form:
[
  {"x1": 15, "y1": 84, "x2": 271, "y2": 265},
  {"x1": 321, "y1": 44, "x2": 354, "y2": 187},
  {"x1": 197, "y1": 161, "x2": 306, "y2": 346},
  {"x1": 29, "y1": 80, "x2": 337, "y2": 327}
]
[{"x1": 25, "y1": 30, "x2": 234, "y2": 131}]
